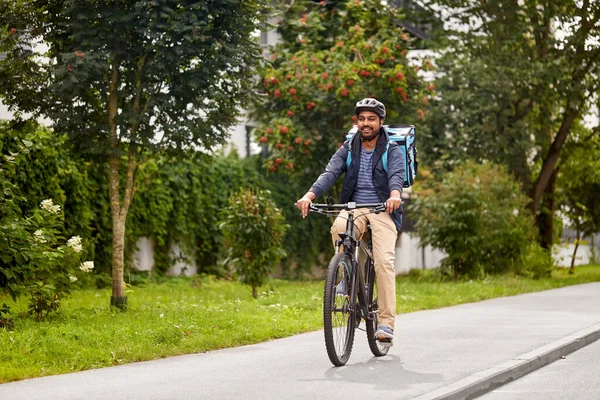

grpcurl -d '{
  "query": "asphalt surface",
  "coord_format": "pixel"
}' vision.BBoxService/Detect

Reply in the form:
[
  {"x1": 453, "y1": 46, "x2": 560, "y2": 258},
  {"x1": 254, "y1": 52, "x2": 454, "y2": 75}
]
[
  {"x1": 480, "y1": 338, "x2": 600, "y2": 400},
  {"x1": 1, "y1": 283, "x2": 600, "y2": 400}
]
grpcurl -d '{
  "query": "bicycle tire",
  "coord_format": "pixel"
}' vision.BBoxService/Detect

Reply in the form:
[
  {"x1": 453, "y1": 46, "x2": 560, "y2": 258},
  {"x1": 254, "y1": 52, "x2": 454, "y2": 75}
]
[
  {"x1": 323, "y1": 252, "x2": 356, "y2": 366},
  {"x1": 365, "y1": 257, "x2": 390, "y2": 357}
]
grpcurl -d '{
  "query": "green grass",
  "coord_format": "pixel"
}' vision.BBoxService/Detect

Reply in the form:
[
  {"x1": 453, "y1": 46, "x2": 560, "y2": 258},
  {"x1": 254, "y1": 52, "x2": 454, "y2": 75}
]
[{"x1": 1, "y1": 265, "x2": 600, "y2": 383}]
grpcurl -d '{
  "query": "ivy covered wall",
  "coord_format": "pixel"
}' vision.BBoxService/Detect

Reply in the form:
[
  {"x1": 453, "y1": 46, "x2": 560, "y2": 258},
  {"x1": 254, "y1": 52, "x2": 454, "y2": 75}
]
[{"x1": 2, "y1": 121, "x2": 331, "y2": 282}]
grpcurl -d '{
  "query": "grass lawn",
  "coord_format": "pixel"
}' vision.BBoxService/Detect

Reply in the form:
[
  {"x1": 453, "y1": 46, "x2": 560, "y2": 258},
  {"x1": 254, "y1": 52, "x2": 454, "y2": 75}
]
[{"x1": 1, "y1": 265, "x2": 600, "y2": 383}]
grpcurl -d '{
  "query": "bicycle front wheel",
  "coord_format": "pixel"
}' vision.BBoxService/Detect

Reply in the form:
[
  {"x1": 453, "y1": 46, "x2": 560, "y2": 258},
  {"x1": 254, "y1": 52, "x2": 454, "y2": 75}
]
[
  {"x1": 323, "y1": 252, "x2": 356, "y2": 366},
  {"x1": 365, "y1": 257, "x2": 390, "y2": 357}
]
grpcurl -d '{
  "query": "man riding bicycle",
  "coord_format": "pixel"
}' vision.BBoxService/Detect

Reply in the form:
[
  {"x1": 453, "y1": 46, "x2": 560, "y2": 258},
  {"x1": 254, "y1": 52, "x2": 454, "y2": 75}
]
[{"x1": 296, "y1": 98, "x2": 404, "y2": 344}]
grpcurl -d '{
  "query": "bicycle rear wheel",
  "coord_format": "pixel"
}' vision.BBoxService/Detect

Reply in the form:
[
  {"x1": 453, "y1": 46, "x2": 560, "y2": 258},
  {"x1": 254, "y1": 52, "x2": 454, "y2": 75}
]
[
  {"x1": 365, "y1": 257, "x2": 390, "y2": 357},
  {"x1": 323, "y1": 252, "x2": 356, "y2": 366}
]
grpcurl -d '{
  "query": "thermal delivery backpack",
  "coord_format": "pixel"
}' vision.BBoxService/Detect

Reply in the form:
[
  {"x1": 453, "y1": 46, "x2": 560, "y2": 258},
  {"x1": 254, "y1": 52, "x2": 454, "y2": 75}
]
[{"x1": 346, "y1": 124, "x2": 418, "y2": 188}]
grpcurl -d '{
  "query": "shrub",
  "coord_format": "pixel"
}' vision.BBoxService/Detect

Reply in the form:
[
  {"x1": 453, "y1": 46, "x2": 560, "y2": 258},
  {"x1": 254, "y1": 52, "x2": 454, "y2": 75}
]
[
  {"x1": 1, "y1": 134, "x2": 93, "y2": 318},
  {"x1": 409, "y1": 162, "x2": 537, "y2": 278},
  {"x1": 517, "y1": 243, "x2": 554, "y2": 279},
  {"x1": 219, "y1": 188, "x2": 288, "y2": 298}
]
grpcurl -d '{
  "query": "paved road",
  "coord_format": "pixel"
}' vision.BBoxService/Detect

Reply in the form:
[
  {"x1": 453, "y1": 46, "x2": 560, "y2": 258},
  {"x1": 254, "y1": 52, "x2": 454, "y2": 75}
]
[
  {"x1": 480, "y1": 338, "x2": 600, "y2": 400},
  {"x1": 1, "y1": 283, "x2": 600, "y2": 400}
]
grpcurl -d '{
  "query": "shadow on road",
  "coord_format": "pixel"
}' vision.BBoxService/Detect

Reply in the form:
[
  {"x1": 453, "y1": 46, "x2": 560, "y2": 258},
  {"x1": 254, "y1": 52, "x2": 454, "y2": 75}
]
[{"x1": 301, "y1": 354, "x2": 442, "y2": 393}]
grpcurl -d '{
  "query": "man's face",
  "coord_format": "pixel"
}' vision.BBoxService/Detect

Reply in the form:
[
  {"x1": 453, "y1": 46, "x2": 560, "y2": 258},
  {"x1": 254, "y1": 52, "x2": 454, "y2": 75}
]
[{"x1": 357, "y1": 111, "x2": 383, "y2": 141}]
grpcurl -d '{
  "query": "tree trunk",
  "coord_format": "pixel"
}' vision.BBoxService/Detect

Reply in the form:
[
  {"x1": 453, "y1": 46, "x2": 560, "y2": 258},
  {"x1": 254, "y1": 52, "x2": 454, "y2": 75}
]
[
  {"x1": 108, "y1": 153, "x2": 128, "y2": 309},
  {"x1": 529, "y1": 49, "x2": 595, "y2": 216},
  {"x1": 530, "y1": 109, "x2": 577, "y2": 216},
  {"x1": 107, "y1": 61, "x2": 128, "y2": 309},
  {"x1": 569, "y1": 229, "x2": 581, "y2": 275},
  {"x1": 110, "y1": 214, "x2": 127, "y2": 307},
  {"x1": 252, "y1": 286, "x2": 258, "y2": 299},
  {"x1": 536, "y1": 168, "x2": 557, "y2": 249}
]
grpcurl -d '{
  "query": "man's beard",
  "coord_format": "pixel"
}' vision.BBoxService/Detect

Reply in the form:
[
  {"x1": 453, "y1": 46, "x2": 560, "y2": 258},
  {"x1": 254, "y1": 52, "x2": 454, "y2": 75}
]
[{"x1": 360, "y1": 127, "x2": 379, "y2": 142}]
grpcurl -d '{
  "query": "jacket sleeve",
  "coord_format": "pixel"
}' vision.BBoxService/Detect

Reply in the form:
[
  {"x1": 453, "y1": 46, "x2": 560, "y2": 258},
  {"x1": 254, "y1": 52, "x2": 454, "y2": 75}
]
[
  {"x1": 309, "y1": 144, "x2": 349, "y2": 198},
  {"x1": 387, "y1": 142, "x2": 404, "y2": 193}
]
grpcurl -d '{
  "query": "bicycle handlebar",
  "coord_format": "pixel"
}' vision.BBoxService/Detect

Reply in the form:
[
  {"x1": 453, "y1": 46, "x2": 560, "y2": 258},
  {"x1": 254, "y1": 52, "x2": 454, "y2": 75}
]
[
  {"x1": 309, "y1": 202, "x2": 386, "y2": 211},
  {"x1": 293, "y1": 201, "x2": 387, "y2": 217}
]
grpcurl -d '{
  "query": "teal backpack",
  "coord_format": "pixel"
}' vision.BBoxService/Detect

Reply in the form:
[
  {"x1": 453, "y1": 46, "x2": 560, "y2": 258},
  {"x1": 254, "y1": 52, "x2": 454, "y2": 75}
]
[{"x1": 345, "y1": 124, "x2": 417, "y2": 188}]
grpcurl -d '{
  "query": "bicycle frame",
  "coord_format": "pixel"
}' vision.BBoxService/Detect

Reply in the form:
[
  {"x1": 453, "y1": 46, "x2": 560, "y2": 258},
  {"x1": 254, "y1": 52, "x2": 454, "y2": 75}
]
[
  {"x1": 311, "y1": 202, "x2": 384, "y2": 325},
  {"x1": 336, "y1": 216, "x2": 377, "y2": 321},
  {"x1": 304, "y1": 200, "x2": 389, "y2": 365}
]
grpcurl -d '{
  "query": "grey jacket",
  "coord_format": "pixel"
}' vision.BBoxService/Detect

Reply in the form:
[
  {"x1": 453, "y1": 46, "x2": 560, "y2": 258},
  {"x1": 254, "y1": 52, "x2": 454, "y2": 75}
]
[{"x1": 309, "y1": 127, "x2": 405, "y2": 230}]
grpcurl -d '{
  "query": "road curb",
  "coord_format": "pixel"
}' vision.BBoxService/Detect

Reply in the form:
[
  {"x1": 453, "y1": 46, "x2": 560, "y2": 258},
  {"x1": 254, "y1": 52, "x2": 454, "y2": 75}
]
[{"x1": 412, "y1": 322, "x2": 600, "y2": 400}]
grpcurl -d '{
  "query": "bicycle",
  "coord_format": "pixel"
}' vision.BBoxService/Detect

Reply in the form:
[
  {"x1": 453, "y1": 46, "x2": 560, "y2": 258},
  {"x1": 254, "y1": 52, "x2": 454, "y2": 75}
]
[{"x1": 307, "y1": 201, "x2": 391, "y2": 366}]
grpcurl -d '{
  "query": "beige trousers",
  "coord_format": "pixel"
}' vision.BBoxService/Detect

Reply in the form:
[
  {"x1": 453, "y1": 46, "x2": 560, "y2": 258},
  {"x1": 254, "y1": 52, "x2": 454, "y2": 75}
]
[{"x1": 330, "y1": 209, "x2": 397, "y2": 330}]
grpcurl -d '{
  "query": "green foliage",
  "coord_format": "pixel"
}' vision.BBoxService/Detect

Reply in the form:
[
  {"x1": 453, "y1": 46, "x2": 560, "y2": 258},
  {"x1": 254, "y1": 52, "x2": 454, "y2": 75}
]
[
  {"x1": 557, "y1": 133, "x2": 600, "y2": 237},
  {"x1": 0, "y1": 121, "x2": 112, "y2": 277},
  {"x1": 1, "y1": 0, "x2": 270, "y2": 304},
  {"x1": 260, "y1": 169, "x2": 333, "y2": 278},
  {"x1": 424, "y1": 0, "x2": 599, "y2": 174},
  {"x1": 0, "y1": 122, "x2": 321, "y2": 280},
  {"x1": 130, "y1": 154, "x2": 334, "y2": 279},
  {"x1": 410, "y1": 162, "x2": 537, "y2": 278},
  {"x1": 423, "y1": 0, "x2": 600, "y2": 241},
  {"x1": 251, "y1": 0, "x2": 432, "y2": 177},
  {"x1": 0, "y1": 129, "x2": 93, "y2": 318},
  {"x1": 2, "y1": 0, "x2": 268, "y2": 155},
  {"x1": 128, "y1": 152, "x2": 268, "y2": 275},
  {"x1": 517, "y1": 243, "x2": 553, "y2": 279},
  {"x1": 219, "y1": 188, "x2": 288, "y2": 297},
  {"x1": 0, "y1": 302, "x2": 12, "y2": 330}
]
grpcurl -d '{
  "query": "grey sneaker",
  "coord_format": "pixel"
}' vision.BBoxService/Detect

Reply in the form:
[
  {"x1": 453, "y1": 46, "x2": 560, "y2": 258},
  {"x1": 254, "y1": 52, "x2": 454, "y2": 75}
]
[{"x1": 375, "y1": 326, "x2": 394, "y2": 342}]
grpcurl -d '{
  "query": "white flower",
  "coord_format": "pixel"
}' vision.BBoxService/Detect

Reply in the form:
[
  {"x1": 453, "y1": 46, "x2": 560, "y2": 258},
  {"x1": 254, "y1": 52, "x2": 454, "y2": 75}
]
[
  {"x1": 79, "y1": 261, "x2": 94, "y2": 273},
  {"x1": 40, "y1": 199, "x2": 54, "y2": 211},
  {"x1": 67, "y1": 236, "x2": 83, "y2": 253},
  {"x1": 513, "y1": 209, "x2": 519, "y2": 216},
  {"x1": 33, "y1": 229, "x2": 47, "y2": 243},
  {"x1": 40, "y1": 199, "x2": 60, "y2": 214},
  {"x1": 69, "y1": 275, "x2": 78, "y2": 283},
  {"x1": 160, "y1": 314, "x2": 165, "y2": 318}
]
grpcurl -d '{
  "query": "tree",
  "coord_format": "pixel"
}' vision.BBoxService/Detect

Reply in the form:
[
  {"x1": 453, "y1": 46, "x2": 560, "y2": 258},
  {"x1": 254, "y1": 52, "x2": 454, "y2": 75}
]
[
  {"x1": 248, "y1": 0, "x2": 432, "y2": 274},
  {"x1": 0, "y1": 0, "x2": 267, "y2": 308},
  {"x1": 250, "y1": 0, "x2": 432, "y2": 181},
  {"x1": 219, "y1": 188, "x2": 288, "y2": 298},
  {"x1": 557, "y1": 132, "x2": 600, "y2": 273},
  {"x1": 423, "y1": 0, "x2": 600, "y2": 247}
]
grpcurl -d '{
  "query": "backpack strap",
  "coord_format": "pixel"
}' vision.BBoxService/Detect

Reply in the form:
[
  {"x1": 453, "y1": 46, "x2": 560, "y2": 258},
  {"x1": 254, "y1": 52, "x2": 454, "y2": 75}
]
[
  {"x1": 381, "y1": 141, "x2": 392, "y2": 172},
  {"x1": 345, "y1": 141, "x2": 352, "y2": 169},
  {"x1": 346, "y1": 140, "x2": 392, "y2": 171}
]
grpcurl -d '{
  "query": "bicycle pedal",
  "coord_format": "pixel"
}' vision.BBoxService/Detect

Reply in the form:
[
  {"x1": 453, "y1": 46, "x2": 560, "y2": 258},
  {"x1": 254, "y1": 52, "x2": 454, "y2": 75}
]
[{"x1": 378, "y1": 340, "x2": 393, "y2": 348}]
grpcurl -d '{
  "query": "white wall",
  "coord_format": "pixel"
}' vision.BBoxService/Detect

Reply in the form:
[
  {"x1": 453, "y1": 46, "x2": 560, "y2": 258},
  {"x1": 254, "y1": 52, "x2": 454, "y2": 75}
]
[
  {"x1": 132, "y1": 237, "x2": 197, "y2": 277},
  {"x1": 553, "y1": 244, "x2": 594, "y2": 267},
  {"x1": 133, "y1": 234, "x2": 596, "y2": 277},
  {"x1": 394, "y1": 232, "x2": 446, "y2": 273},
  {"x1": 227, "y1": 117, "x2": 251, "y2": 157}
]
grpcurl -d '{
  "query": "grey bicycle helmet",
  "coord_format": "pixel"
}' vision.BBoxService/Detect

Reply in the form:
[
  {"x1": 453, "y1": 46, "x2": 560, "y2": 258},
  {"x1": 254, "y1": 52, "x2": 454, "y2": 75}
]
[{"x1": 354, "y1": 98, "x2": 386, "y2": 119}]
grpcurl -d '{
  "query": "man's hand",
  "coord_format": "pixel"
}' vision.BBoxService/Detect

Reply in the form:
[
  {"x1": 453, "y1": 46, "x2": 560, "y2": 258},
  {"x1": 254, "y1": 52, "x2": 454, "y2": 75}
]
[
  {"x1": 386, "y1": 190, "x2": 402, "y2": 214},
  {"x1": 296, "y1": 192, "x2": 316, "y2": 218}
]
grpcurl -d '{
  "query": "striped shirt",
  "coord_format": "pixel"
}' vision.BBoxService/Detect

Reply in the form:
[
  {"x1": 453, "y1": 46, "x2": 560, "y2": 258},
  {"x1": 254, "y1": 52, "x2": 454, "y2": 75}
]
[{"x1": 350, "y1": 148, "x2": 381, "y2": 204}]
